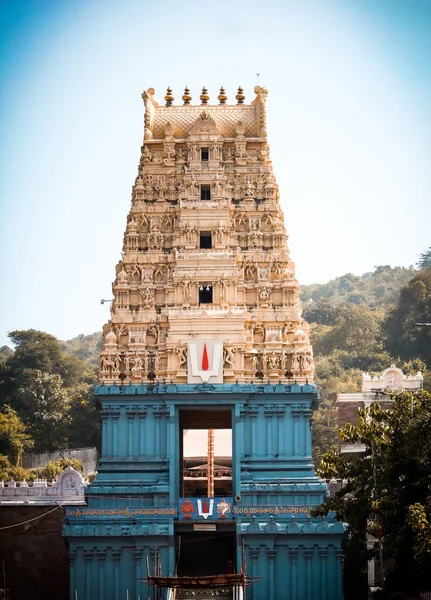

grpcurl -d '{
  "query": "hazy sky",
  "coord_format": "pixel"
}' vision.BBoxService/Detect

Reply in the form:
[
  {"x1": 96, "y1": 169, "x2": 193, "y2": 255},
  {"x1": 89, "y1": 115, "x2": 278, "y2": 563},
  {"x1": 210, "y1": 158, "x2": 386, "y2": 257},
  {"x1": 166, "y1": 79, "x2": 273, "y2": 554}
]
[{"x1": 1, "y1": 0, "x2": 430, "y2": 347}]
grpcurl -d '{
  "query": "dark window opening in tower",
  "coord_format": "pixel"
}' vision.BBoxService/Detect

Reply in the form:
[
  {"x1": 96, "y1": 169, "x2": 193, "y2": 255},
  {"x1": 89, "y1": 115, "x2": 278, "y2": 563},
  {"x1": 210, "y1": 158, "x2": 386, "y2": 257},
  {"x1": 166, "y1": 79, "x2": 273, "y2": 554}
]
[
  {"x1": 201, "y1": 147, "x2": 209, "y2": 161},
  {"x1": 199, "y1": 284, "x2": 213, "y2": 304},
  {"x1": 200, "y1": 184, "x2": 211, "y2": 200},
  {"x1": 200, "y1": 232, "x2": 212, "y2": 249}
]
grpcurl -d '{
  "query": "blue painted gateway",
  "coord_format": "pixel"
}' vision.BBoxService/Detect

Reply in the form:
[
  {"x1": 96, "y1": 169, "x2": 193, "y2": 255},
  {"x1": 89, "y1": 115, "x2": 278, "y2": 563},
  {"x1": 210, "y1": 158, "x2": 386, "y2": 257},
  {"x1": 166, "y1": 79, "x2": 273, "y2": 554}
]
[{"x1": 64, "y1": 381, "x2": 344, "y2": 599}]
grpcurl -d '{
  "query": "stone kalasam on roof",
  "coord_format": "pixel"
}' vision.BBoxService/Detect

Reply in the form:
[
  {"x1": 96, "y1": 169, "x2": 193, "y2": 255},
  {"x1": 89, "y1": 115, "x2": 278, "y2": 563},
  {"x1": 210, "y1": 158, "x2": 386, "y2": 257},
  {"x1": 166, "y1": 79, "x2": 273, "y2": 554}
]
[{"x1": 99, "y1": 86, "x2": 314, "y2": 386}]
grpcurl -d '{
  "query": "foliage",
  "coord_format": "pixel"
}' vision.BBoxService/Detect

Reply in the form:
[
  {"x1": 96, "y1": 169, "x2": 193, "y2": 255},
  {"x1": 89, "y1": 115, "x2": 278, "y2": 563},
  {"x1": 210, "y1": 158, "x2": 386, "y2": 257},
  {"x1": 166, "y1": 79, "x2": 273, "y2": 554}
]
[
  {"x1": 384, "y1": 271, "x2": 431, "y2": 366},
  {"x1": 0, "y1": 345, "x2": 13, "y2": 362},
  {"x1": 61, "y1": 332, "x2": 103, "y2": 366},
  {"x1": 311, "y1": 394, "x2": 338, "y2": 468},
  {"x1": 0, "y1": 330, "x2": 99, "y2": 454},
  {"x1": 301, "y1": 265, "x2": 417, "y2": 309},
  {"x1": 0, "y1": 455, "x2": 34, "y2": 481},
  {"x1": 67, "y1": 383, "x2": 101, "y2": 449},
  {"x1": 0, "y1": 405, "x2": 33, "y2": 465},
  {"x1": 0, "y1": 455, "x2": 83, "y2": 482},
  {"x1": 34, "y1": 458, "x2": 83, "y2": 480},
  {"x1": 14, "y1": 371, "x2": 71, "y2": 452},
  {"x1": 315, "y1": 391, "x2": 431, "y2": 596},
  {"x1": 417, "y1": 246, "x2": 431, "y2": 271}
]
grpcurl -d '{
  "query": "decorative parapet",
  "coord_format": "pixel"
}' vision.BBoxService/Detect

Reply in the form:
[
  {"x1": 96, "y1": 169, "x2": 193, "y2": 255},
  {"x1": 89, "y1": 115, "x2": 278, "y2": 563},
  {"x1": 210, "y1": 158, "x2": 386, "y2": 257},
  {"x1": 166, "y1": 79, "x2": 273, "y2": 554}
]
[
  {"x1": 141, "y1": 86, "x2": 269, "y2": 141},
  {"x1": 362, "y1": 364, "x2": 423, "y2": 393},
  {"x1": 239, "y1": 514, "x2": 346, "y2": 535},
  {"x1": 94, "y1": 381, "x2": 318, "y2": 396},
  {"x1": 0, "y1": 467, "x2": 87, "y2": 505}
]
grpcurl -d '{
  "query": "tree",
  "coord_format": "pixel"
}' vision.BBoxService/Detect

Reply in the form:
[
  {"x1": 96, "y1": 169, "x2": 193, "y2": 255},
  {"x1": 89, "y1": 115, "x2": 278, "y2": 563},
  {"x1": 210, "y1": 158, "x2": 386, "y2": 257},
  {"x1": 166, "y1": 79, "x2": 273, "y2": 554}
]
[
  {"x1": 316, "y1": 391, "x2": 431, "y2": 597},
  {"x1": 68, "y1": 383, "x2": 100, "y2": 450},
  {"x1": 384, "y1": 271, "x2": 431, "y2": 366},
  {"x1": 0, "y1": 405, "x2": 33, "y2": 465},
  {"x1": 15, "y1": 371, "x2": 72, "y2": 452},
  {"x1": 3, "y1": 329, "x2": 95, "y2": 393},
  {"x1": 0, "y1": 329, "x2": 99, "y2": 453},
  {"x1": 417, "y1": 247, "x2": 431, "y2": 271}
]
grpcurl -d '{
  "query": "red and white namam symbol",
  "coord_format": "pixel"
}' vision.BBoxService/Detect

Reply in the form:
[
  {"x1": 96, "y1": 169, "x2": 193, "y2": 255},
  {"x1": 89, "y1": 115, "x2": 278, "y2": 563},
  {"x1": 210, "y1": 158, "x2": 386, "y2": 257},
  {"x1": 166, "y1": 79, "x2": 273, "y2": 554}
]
[{"x1": 188, "y1": 340, "x2": 223, "y2": 383}]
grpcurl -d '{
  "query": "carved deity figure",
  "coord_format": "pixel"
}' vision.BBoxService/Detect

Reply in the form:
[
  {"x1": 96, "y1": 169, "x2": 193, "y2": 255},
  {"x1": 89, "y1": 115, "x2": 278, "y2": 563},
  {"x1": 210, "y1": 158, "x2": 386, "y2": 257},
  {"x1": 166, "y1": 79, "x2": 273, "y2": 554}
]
[
  {"x1": 223, "y1": 147, "x2": 233, "y2": 161},
  {"x1": 153, "y1": 352, "x2": 161, "y2": 373},
  {"x1": 181, "y1": 279, "x2": 191, "y2": 302},
  {"x1": 184, "y1": 221, "x2": 196, "y2": 244},
  {"x1": 268, "y1": 351, "x2": 279, "y2": 371},
  {"x1": 131, "y1": 356, "x2": 143, "y2": 377},
  {"x1": 142, "y1": 351, "x2": 150, "y2": 373},
  {"x1": 143, "y1": 146, "x2": 152, "y2": 163},
  {"x1": 261, "y1": 350, "x2": 268, "y2": 371},
  {"x1": 259, "y1": 287, "x2": 270, "y2": 303},
  {"x1": 218, "y1": 279, "x2": 229, "y2": 302},
  {"x1": 224, "y1": 347, "x2": 235, "y2": 369},
  {"x1": 214, "y1": 221, "x2": 226, "y2": 245},
  {"x1": 176, "y1": 346, "x2": 187, "y2": 368},
  {"x1": 140, "y1": 287, "x2": 155, "y2": 307},
  {"x1": 243, "y1": 176, "x2": 255, "y2": 197}
]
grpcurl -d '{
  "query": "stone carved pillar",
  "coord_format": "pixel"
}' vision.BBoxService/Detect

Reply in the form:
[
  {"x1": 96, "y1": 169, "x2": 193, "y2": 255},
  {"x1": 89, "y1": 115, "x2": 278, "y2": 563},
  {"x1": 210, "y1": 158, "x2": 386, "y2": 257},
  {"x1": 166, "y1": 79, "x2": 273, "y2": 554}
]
[
  {"x1": 101, "y1": 413, "x2": 108, "y2": 459},
  {"x1": 126, "y1": 409, "x2": 135, "y2": 459},
  {"x1": 305, "y1": 548, "x2": 313, "y2": 600},
  {"x1": 304, "y1": 409, "x2": 312, "y2": 457},
  {"x1": 153, "y1": 406, "x2": 163, "y2": 459},
  {"x1": 113, "y1": 549, "x2": 121, "y2": 599},
  {"x1": 134, "y1": 548, "x2": 143, "y2": 600},
  {"x1": 84, "y1": 550, "x2": 93, "y2": 599},
  {"x1": 264, "y1": 406, "x2": 274, "y2": 457},
  {"x1": 276, "y1": 409, "x2": 285, "y2": 456},
  {"x1": 335, "y1": 548, "x2": 343, "y2": 600},
  {"x1": 291, "y1": 407, "x2": 301, "y2": 456},
  {"x1": 249, "y1": 548, "x2": 259, "y2": 600},
  {"x1": 248, "y1": 405, "x2": 259, "y2": 457},
  {"x1": 239, "y1": 407, "x2": 247, "y2": 458},
  {"x1": 111, "y1": 411, "x2": 120, "y2": 459},
  {"x1": 267, "y1": 549, "x2": 276, "y2": 600},
  {"x1": 68, "y1": 551, "x2": 77, "y2": 600},
  {"x1": 97, "y1": 550, "x2": 106, "y2": 600},
  {"x1": 319, "y1": 547, "x2": 328, "y2": 600},
  {"x1": 138, "y1": 409, "x2": 147, "y2": 458},
  {"x1": 289, "y1": 547, "x2": 298, "y2": 599}
]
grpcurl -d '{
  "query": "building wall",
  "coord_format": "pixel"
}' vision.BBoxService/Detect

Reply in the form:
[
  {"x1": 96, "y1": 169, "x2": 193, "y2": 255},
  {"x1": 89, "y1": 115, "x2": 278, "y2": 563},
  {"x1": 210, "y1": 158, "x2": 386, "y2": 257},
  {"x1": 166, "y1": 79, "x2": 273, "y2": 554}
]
[
  {"x1": 22, "y1": 447, "x2": 98, "y2": 475},
  {"x1": 0, "y1": 506, "x2": 69, "y2": 600}
]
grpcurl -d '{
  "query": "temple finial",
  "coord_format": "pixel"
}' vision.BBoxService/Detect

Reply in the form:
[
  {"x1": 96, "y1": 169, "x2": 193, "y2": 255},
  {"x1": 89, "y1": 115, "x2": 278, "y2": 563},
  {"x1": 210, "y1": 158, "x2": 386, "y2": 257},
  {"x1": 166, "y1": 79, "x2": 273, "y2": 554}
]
[
  {"x1": 218, "y1": 86, "x2": 227, "y2": 104},
  {"x1": 182, "y1": 86, "x2": 191, "y2": 105},
  {"x1": 236, "y1": 85, "x2": 245, "y2": 104},
  {"x1": 200, "y1": 86, "x2": 209, "y2": 105},
  {"x1": 164, "y1": 87, "x2": 174, "y2": 107}
]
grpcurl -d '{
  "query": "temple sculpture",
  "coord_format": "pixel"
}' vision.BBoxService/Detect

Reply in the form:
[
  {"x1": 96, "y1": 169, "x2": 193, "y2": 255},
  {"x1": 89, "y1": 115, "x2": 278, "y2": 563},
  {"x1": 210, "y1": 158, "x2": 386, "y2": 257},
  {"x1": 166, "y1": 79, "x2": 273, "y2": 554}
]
[{"x1": 64, "y1": 85, "x2": 345, "y2": 600}]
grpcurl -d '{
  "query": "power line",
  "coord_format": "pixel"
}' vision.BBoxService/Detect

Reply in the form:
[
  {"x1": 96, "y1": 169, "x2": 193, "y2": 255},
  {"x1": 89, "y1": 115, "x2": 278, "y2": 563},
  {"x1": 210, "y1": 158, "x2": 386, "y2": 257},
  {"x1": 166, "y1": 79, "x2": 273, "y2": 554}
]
[{"x1": 0, "y1": 504, "x2": 63, "y2": 530}]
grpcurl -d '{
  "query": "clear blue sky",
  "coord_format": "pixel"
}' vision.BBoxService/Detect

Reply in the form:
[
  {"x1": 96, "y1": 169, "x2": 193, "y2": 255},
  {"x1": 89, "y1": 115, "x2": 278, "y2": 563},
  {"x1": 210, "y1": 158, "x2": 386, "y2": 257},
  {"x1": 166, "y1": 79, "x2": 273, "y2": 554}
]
[{"x1": 1, "y1": 0, "x2": 430, "y2": 347}]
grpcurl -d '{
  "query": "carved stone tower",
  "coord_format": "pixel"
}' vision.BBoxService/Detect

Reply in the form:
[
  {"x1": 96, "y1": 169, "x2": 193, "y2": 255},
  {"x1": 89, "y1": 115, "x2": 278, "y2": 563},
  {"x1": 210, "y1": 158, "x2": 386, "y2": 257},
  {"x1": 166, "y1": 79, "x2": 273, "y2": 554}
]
[{"x1": 64, "y1": 86, "x2": 344, "y2": 600}]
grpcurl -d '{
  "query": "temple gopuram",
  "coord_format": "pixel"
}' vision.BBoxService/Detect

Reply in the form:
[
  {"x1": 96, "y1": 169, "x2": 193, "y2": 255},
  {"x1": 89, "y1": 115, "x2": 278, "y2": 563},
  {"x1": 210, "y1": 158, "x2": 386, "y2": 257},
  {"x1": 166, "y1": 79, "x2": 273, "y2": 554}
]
[{"x1": 64, "y1": 85, "x2": 345, "y2": 600}]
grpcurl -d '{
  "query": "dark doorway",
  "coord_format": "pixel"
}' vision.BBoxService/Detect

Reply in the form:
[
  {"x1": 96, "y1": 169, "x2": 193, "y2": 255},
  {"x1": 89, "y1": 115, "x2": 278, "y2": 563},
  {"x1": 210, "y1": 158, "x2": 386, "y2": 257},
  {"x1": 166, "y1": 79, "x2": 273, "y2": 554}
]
[
  {"x1": 200, "y1": 232, "x2": 212, "y2": 249},
  {"x1": 200, "y1": 184, "x2": 211, "y2": 200},
  {"x1": 199, "y1": 285, "x2": 213, "y2": 304},
  {"x1": 177, "y1": 532, "x2": 236, "y2": 576}
]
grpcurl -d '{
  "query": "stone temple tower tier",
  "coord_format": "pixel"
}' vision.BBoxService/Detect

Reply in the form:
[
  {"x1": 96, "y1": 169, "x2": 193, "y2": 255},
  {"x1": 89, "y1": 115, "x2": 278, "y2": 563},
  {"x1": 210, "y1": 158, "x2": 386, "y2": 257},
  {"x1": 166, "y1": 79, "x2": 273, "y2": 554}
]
[
  {"x1": 99, "y1": 85, "x2": 314, "y2": 385},
  {"x1": 64, "y1": 87, "x2": 345, "y2": 600}
]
